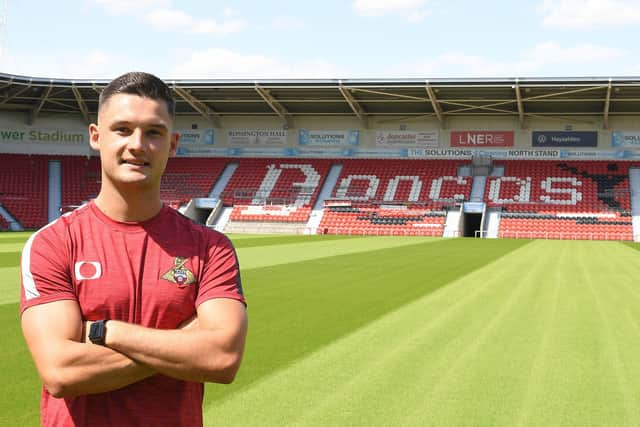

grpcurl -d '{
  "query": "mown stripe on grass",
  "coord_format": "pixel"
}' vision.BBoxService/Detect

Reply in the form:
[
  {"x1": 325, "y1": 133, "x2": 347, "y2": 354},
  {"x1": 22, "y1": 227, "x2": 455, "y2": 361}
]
[
  {"x1": 204, "y1": 240, "x2": 640, "y2": 426},
  {"x1": 235, "y1": 235, "x2": 439, "y2": 270},
  {"x1": 203, "y1": 238, "x2": 531, "y2": 408},
  {"x1": 513, "y1": 241, "x2": 640, "y2": 426},
  {"x1": 0, "y1": 233, "x2": 32, "y2": 244},
  {"x1": 0, "y1": 302, "x2": 41, "y2": 427},
  {"x1": 0, "y1": 243, "x2": 27, "y2": 253},
  {"x1": 0, "y1": 267, "x2": 20, "y2": 305},
  {"x1": 0, "y1": 251, "x2": 20, "y2": 267},
  {"x1": 229, "y1": 234, "x2": 357, "y2": 249},
  {"x1": 203, "y1": 238, "x2": 538, "y2": 425}
]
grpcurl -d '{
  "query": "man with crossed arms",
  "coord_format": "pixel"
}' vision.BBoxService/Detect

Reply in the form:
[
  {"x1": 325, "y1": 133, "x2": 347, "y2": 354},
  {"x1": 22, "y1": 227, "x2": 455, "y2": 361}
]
[{"x1": 20, "y1": 72, "x2": 247, "y2": 426}]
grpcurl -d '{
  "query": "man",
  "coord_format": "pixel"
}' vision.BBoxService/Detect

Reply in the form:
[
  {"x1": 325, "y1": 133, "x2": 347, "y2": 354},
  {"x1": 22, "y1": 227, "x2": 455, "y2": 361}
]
[{"x1": 20, "y1": 72, "x2": 247, "y2": 427}]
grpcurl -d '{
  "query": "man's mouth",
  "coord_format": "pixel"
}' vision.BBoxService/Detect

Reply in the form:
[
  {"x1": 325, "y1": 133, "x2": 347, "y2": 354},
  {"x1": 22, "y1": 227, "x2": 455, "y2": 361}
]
[{"x1": 121, "y1": 159, "x2": 150, "y2": 167}]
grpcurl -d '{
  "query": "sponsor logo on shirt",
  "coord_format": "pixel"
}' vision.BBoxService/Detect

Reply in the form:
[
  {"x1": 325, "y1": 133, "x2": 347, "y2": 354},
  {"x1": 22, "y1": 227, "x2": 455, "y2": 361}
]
[
  {"x1": 162, "y1": 257, "x2": 196, "y2": 287},
  {"x1": 74, "y1": 261, "x2": 102, "y2": 281}
]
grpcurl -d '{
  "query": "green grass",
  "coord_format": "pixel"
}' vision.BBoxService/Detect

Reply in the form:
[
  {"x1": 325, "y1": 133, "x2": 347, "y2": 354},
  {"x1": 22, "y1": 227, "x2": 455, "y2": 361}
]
[{"x1": 4, "y1": 234, "x2": 640, "y2": 425}]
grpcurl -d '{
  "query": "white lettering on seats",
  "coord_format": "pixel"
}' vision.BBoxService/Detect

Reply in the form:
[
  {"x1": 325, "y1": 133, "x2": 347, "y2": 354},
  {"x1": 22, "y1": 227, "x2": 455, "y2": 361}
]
[
  {"x1": 488, "y1": 177, "x2": 531, "y2": 203},
  {"x1": 252, "y1": 164, "x2": 321, "y2": 206},
  {"x1": 540, "y1": 177, "x2": 582, "y2": 205},
  {"x1": 429, "y1": 176, "x2": 469, "y2": 201},
  {"x1": 384, "y1": 176, "x2": 422, "y2": 202},
  {"x1": 336, "y1": 175, "x2": 380, "y2": 201}
]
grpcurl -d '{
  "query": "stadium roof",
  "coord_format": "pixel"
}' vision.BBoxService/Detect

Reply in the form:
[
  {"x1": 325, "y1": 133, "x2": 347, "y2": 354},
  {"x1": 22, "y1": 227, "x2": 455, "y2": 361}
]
[{"x1": 2, "y1": 72, "x2": 640, "y2": 129}]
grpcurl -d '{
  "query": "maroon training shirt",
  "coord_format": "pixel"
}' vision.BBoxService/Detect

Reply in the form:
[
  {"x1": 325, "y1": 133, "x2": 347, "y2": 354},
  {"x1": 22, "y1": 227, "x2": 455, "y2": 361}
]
[{"x1": 21, "y1": 202, "x2": 245, "y2": 427}]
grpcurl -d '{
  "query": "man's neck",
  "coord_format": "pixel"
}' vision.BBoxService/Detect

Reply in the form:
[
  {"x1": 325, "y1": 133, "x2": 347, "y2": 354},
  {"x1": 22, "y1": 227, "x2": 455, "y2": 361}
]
[{"x1": 94, "y1": 185, "x2": 163, "y2": 223}]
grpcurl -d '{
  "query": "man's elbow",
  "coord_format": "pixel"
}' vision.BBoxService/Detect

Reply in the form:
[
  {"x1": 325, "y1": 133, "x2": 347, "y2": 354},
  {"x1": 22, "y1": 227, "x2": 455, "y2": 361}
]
[
  {"x1": 42, "y1": 373, "x2": 76, "y2": 399},
  {"x1": 206, "y1": 352, "x2": 243, "y2": 384}
]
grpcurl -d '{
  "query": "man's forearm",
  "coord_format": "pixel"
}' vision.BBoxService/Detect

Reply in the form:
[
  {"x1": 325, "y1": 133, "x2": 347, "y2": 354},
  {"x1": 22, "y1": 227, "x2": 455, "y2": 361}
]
[
  {"x1": 104, "y1": 318, "x2": 245, "y2": 384},
  {"x1": 43, "y1": 340, "x2": 154, "y2": 398}
]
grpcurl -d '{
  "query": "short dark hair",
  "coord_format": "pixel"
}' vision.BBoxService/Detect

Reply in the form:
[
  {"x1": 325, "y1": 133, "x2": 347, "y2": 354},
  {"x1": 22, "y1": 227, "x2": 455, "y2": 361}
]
[{"x1": 99, "y1": 71, "x2": 176, "y2": 118}]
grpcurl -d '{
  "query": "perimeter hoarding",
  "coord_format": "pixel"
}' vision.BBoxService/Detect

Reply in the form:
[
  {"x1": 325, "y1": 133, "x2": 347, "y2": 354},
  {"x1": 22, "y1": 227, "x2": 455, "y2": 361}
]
[
  {"x1": 612, "y1": 131, "x2": 640, "y2": 148},
  {"x1": 176, "y1": 129, "x2": 214, "y2": 145},
  {"x1": 299, "y1": 129, "x2": 360, "y2": 146},
  {"x1": 227, "y1": 129, "x2": 288, "y2": 145},
  {"x1": 375, "y1": 131, "x2": 439, "y2": 147},
  {"x1": 532, "y1": 131, "x2": 598, "y2": 147},
  {"x1": 450, "y1": 131, "x2": 514, "y2": 147}
]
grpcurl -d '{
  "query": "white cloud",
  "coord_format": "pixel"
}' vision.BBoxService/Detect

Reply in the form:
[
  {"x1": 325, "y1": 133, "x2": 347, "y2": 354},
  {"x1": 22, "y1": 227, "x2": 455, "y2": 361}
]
[
  {"x1": 223, "y1": 7, "x2": 240, "y2": 18},
  {"x1": 89, "y1": 0, "x2": 245, "y2": 36},
  {"x1": 385, "y1": 42, "x2": 627, "y2": 77},
  {"x1": 0, "y1": 49, "x2": 136, "y2": 79},
  {"x1": 168, "y1": 48, "x2": 343, "y2": 79},
  {"x1": 91, "y1": 0, "x2": 170, "y2": 14},
  {"x1": 146, "y1": 9, "x2": 246, "y2": 35},
  {"x1": 539, "y1": 0, "x2": 640, "y2": 28},
  {"x1": 353, "y1": 0, "x2": 430, "y2": 22},
  {"x1": 271, "y1": 15, "x2": 305, "y2": 30}
]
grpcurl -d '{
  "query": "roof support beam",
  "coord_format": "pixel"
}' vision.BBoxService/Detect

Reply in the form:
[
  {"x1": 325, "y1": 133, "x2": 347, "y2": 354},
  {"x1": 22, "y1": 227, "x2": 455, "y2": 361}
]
[
  {"x1": 0, "y1": 84, "x2": 32, "y2": 105},
  {"x1": 71, "y1": 85, "x2": 91, "y2": 125},
  {"x1": 338, "y1": 83, "x2": 367, "y2": 127},
  {"x1": 173, "y1": 85, "x2": 221, "y2": 128},
  {"x1": 28, "y1": 85, "x2": 53, "y2": 125},
  {"x1": 443, "y1": 100, "x2": 515, "y2": 115},
  {"x1": 604, "y1": 79, "x2": 612, "y2": 129},
  {"x1": 514, "y1": 80, "x2": 525, "y2": 128},
  {"x1": 254, "y1": 84, "x2": 292, "y2": 127},
  {"x1": 425, "y1": 82, "x2": 443, "y2": 126}
]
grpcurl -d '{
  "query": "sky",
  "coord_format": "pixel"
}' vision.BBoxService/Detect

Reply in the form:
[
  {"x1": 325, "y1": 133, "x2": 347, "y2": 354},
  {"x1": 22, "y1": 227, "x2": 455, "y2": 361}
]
[{"x1": 2, "y1": 0, "x2": 640, "y2": 80}]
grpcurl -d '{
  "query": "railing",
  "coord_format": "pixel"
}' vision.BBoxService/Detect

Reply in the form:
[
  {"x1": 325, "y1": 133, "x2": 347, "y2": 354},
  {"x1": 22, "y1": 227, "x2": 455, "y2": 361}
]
[{"x1": 497, "y1": 231, "x2": 632, "y2": 241}]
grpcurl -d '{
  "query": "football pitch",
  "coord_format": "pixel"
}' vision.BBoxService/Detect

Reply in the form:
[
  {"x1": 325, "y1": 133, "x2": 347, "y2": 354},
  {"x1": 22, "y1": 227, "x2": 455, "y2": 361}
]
[{"x1": 3, "y1": 232, "x2": 640, "y2": 426}]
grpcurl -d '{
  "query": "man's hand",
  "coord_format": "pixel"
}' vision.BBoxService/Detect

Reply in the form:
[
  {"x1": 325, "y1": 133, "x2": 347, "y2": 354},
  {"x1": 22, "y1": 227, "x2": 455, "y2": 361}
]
[
  {"x1": 22, "y1": 301, "x2": 154, "y2": 398},
  {"x1": 101, "y1": 299, "x2": 247, "y2": 384}
]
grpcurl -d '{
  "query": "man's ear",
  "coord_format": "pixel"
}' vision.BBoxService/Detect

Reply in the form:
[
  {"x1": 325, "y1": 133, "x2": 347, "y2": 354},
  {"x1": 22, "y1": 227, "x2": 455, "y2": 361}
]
[
  {"x1": 88, "y1": 123, "x2": 100, "y2": 151},
  {"x1": 169, "y1": 132, "x2": 179, "y2": 157}
]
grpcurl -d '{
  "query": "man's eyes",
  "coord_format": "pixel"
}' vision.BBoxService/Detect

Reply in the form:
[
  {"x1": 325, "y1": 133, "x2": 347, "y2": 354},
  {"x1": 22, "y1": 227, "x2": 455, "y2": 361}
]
[{"x1": 113, "y1": 127, "x2": 164, "y2": 136}]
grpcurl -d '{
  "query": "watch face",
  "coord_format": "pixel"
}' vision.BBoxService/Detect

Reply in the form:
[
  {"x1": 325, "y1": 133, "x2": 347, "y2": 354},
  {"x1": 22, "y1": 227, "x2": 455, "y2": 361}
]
[{"x1": 89, "y1": 320, "x2": 106, "y2": 345}]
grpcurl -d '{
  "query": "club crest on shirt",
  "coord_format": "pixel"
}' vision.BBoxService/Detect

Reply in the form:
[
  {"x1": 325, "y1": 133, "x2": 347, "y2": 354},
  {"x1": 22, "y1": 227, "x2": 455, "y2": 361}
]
[{"x1": 162, "y1": 257, "x2": 195, "y2": 286}]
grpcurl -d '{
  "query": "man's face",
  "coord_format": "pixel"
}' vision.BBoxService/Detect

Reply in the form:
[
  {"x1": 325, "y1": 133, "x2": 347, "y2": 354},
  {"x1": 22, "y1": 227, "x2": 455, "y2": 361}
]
[{"x1": 89, "y1": 94, "x2": 178, "y2": 192}]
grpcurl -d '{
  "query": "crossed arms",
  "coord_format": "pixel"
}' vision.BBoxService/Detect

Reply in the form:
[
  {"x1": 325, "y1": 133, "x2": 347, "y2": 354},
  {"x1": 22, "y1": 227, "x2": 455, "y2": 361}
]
[{"x1": 21, "y1": 298, "x2": 247, "y2": 398}]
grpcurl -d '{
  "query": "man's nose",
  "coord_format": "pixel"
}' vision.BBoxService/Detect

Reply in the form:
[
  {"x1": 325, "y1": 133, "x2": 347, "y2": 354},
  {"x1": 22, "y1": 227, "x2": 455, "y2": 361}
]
[{"x1": 127, "y1": 129, "x2": 145, "y2": 150}]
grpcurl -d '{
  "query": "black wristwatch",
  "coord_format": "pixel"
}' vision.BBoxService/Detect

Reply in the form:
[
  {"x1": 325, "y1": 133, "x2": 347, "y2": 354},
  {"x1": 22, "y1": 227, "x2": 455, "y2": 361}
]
[{"x1": 89, "y1": 320, "x2": 107, "y2": 345}]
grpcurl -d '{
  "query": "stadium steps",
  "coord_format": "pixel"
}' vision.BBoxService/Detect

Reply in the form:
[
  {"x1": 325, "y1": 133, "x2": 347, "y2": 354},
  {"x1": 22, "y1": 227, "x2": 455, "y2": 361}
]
[
  {"x1": 0, "y1": 203, "x2": 22, "y2": 231},
  {"x1": 212, "y1": 206, "x2": 233, "y2": 232},
  {"x1": 443, "y1": 205, "x2": 462, "y2": 237},
  {"x1": 629, "y1": 167, "x2": 640, "y2": 240},
  {"x1": 48, "y1": 160, "x2": 62, "y2": 223},
  {"x1": 485, "y1": 208, "x2": 501, "y2": 238},
  {"x1": 458, "y1": 165, "x2": 471, "y2": 176},
  {"x1": 209, "y1": 162, "x2": 238, "y2": 198},
  {"x1": 469, "y1": 176, "x2": 487, "y2": 202},
  {"x1": 490, "y1": 165, "x2": 504, "y2": 176},
  {"x1": 306, "y1": 163, "x2": 343, "y2": 234}
]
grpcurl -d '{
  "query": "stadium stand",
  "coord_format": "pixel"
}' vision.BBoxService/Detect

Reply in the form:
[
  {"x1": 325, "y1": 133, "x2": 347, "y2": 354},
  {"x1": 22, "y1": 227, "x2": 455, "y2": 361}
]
[
  {"x1": 60, "y1": 156, "x2": 228, "y2": 210},
  {"x1": 0, "y1": 154, "x2": 49, "y2": 229},
  {"x1": 223, "y1": 158, "x2": 332, "y2": 224},
  {"x1": 318, "y1": 159, "x2": 471, "y2": 236},
  {"x1": 60, "y1": 156, "x2": 102, "y2": 208},
  {"x1": 160, "y1": 158, "x2": 228, "y2": 208},
  {"x1": 3, "y1": 153, "x2": 637, "y2": 241},
  {"x1": 319, "y1": 204, "x2": 446, "y2": 236},
  {"x1": 487, "y1": 160, "x2": 634, "y2": 240},
  {"x1": 0, "y1": 213, "x2": 8, "y2": 230}
]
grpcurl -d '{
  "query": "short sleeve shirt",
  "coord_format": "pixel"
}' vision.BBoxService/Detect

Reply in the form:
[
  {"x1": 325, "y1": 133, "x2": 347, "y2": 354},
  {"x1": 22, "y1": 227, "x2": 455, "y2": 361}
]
[{"x1": 20, "y1": 202, "x2": 245, "y2": 427}]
